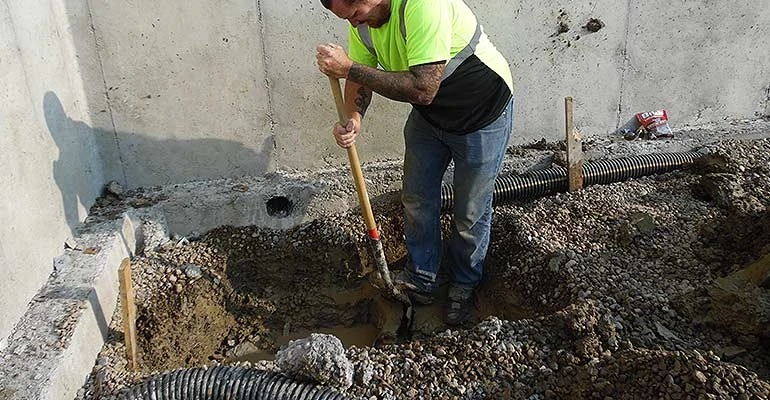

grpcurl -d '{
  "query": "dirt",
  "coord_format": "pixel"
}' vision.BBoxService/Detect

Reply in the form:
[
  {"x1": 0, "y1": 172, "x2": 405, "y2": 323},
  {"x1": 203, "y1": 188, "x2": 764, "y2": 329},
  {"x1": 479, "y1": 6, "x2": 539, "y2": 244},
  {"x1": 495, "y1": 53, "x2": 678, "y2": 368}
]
[
  {"x1": 126, "y1": 223, "x2": 366, "y2": 372},
  {"x1": 584, "y1": 18, "x2": 605, "y2": 33},
  {"x1": 125, "y1": 202, "x2": 542, "y2": 374},
  {"x1": 77, "y1": 124, "x2": 770, "y2": 399}
]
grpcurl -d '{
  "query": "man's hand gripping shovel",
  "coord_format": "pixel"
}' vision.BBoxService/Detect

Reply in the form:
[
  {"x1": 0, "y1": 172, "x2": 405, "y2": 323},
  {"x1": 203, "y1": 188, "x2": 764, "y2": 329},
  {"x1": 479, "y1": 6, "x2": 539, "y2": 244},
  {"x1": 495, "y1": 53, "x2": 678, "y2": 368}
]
[{"x1": 327, "y1": 77, "x2": 412, "y2": 309}]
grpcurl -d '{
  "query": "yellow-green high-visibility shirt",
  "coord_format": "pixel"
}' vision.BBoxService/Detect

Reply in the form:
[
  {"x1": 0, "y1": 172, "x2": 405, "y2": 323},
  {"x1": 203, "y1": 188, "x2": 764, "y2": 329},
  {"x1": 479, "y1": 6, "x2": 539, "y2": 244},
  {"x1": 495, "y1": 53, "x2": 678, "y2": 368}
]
[{"x1": 348, "y1": 0, "x2": 513, "y2": 133}]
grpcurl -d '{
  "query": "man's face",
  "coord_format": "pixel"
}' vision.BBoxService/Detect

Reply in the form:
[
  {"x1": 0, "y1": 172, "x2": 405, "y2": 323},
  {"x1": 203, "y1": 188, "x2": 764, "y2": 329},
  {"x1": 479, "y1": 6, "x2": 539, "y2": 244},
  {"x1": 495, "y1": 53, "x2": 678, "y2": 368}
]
[{"x1": 329, "y1": 0, "x2": 390, "y2": 28}]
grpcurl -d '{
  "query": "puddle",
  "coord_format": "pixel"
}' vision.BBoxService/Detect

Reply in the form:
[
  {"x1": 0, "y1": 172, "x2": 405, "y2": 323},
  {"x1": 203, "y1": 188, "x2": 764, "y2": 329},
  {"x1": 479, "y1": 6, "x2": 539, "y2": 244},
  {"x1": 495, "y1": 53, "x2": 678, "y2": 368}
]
[{"x1": 227, "y1": 324, "x2": 381, "y2": 363}]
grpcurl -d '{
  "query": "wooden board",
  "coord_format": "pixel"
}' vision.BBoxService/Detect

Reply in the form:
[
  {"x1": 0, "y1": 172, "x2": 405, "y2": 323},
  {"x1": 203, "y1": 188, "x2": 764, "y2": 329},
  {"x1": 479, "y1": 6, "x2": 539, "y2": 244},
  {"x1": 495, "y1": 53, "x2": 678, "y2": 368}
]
[
  {"x1": 565, "y1": 97, "x2": 584, "y2": 191},
  {"x1": 119, "y1": 258, "x2": 138, "y2": 370}
]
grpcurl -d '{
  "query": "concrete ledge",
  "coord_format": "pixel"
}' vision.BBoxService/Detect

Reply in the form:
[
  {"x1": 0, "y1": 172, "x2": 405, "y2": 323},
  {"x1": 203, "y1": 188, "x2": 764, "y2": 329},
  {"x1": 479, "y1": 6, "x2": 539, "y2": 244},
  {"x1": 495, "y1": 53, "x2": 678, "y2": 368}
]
[
  {"x1": 155, "y1": 173, "x2": 327, "y2": 238},
  {"x1": 0, "y1": 214, "x2": 140, "y2": 400},
  {"x1": 119, "y1": 165, "x2": 405, "y2": 239}
]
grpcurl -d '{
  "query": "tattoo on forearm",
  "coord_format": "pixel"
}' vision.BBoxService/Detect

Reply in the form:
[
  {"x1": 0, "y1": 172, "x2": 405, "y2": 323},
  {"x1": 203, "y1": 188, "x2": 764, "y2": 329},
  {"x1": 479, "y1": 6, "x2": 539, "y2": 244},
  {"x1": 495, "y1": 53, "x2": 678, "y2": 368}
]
[
  {"x1": 355, "y1": 86, "x2": 371, "y2": 117},
  {"x1": 411, "y1": 63, "x2": 443, "y2": 104},
  {"x1": 348, "y1": 61, "x2": 444, "y2": 104}
]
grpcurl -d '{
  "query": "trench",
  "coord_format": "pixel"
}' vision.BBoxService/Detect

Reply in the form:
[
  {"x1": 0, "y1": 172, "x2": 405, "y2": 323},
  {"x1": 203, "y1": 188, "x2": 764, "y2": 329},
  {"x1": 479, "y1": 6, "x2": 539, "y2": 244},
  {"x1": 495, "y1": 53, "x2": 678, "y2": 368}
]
[
  {"x1": 121, "y1": 195, "x2": 770, "y2": 397},
  {"x1": 83, "y1": 143, "x2": 770, "y2": 399},
  {"x1": 130, "y1": 152, "x2": 704, "y2": 373},
  {"x1": 132, "y1": 213, "x2": 539, "y2": 374}
]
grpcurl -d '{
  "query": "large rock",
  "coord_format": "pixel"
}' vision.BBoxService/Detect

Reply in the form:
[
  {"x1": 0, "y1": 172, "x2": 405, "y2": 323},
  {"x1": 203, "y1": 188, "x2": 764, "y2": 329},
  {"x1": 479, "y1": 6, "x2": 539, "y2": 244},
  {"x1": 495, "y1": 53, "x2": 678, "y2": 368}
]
[{"x1": 275, "y1": 333, "x2": 354, "y2": 389}]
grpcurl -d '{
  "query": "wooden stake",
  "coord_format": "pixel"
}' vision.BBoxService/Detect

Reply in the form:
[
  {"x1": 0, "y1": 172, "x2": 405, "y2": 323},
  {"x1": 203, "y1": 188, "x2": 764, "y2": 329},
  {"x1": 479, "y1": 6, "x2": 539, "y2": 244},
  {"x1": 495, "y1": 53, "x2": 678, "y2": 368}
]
[
  {"x1": 565, "y1": 97, "x2": 584, "y2": 191},
  {"x1": 119, "y1": 258, "x2": 138, "y2": 371}
]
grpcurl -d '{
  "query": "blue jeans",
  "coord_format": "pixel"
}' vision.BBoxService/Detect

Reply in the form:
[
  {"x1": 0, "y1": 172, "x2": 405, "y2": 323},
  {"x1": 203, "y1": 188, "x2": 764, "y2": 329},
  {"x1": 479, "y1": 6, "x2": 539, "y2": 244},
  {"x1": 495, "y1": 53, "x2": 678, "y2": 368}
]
[{"x1": 401, "y1": 98, "x2": 513, "y2": 292}]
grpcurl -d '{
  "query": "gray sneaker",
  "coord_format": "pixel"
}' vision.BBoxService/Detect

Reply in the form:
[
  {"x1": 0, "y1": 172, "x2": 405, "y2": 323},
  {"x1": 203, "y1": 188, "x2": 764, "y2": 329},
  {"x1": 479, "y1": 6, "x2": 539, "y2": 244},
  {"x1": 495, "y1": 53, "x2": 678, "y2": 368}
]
[
  {"x1": 445, "y1": 285, "x2": 475, "y2": 325},
  {"x1": 392, "y1": 270, "x2": 434, "y2": 305}
]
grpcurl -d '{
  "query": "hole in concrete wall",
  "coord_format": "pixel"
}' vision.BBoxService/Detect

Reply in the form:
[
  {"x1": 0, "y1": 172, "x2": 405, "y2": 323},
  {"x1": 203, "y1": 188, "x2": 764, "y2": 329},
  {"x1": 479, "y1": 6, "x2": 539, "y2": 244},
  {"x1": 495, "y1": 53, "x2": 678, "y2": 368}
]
[{"x1": 265, "y1": 196, "x2": 294, "y2": 218}]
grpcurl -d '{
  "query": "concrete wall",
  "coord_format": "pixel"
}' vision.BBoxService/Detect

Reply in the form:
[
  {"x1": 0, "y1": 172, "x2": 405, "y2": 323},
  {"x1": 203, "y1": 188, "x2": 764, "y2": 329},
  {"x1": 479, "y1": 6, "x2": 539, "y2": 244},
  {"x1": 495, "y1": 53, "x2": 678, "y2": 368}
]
[
  {"x1": 0, "y1": 0, "x2": 105, "y2": 349},
  {"x1": 84, "y1": 0, "x2": 770, "y2": 188},
  {"x1": 1, "y1": 0, "x2": 769, "y2": 348},
  {"x1": 82, "y1": 0, "x2": 276, "y2": 188}
]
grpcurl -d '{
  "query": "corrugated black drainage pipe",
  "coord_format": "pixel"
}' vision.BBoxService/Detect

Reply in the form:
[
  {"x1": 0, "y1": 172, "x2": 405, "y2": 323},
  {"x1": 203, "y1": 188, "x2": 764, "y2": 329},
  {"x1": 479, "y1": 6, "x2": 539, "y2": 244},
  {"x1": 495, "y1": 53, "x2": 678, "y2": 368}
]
[
  {"x1": 441, "y1": 152, "x2": 702, "y2": 211},
  {"x1": 112, "y1": 365, "x2": 360, "y2": 400}
]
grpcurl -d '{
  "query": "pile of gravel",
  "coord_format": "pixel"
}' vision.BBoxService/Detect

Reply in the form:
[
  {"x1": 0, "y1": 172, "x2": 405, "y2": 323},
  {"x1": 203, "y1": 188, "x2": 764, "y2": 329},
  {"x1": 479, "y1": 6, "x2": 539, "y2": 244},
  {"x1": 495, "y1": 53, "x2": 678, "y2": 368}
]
[{"x1": 337, "y1": 136, "x2": 770, "y2": 399}]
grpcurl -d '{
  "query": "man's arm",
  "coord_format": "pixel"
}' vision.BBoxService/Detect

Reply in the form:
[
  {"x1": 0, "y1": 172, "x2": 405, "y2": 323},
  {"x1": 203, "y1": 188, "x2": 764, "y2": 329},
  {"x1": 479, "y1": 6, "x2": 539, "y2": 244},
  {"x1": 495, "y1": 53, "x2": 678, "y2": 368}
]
[
  {"x1": 348, "y1": 61, "x2": 445, "y2": 105},
  {"x1": 328, "y1": 79, "x2": 371, "y2": 149},
  {"x1": 316, "y1": 43, "x2": 444, "y2": 106},
  {"x1": 345, "y1": 80, "x2": 372, "y2": 120}
]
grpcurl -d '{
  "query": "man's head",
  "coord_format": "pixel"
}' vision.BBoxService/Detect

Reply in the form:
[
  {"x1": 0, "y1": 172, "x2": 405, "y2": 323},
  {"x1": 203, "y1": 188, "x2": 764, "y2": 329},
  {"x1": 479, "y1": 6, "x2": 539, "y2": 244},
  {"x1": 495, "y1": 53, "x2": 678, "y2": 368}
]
[{"x1": 321, "y1": 0, "x2": 391, "y2": 28}]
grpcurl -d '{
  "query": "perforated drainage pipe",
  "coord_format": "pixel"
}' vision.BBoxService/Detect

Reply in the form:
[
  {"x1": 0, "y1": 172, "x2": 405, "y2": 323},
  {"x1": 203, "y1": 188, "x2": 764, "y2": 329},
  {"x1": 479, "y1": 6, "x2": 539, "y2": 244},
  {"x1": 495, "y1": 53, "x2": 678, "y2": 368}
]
[
  {"x1": 112, "y1": 365, "x2": 359, "y2": 400},
  {"x1": 440, "y1": 152, "x2": 703, "y2": 211}
]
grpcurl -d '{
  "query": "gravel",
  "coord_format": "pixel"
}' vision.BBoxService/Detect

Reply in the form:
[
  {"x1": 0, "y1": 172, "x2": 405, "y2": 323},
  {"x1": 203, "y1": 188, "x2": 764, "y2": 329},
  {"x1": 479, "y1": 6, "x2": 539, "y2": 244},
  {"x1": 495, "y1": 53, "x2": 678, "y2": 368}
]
[{"x1": 78, "y1": 119, "x2": 770, "y2": 400}]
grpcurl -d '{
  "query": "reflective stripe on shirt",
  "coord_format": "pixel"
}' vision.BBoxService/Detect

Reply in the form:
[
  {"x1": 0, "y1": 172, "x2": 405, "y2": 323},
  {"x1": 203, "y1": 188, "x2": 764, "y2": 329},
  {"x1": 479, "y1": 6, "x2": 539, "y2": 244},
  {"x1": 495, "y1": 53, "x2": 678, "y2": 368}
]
[{"x1": 356, "y1": 0, "x2": 481, "y2": 81}]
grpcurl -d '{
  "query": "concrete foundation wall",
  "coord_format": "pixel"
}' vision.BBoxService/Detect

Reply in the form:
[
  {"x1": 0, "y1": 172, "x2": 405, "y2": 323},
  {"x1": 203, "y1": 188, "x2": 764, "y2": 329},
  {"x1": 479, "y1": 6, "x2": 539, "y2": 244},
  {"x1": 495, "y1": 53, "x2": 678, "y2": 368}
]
[
  {"x1": 85, "y1": 0, "x2": 770, "y2": 185},
  {"x1": 1, "y1": 0, "x2": 769, "y2": 350},
  {"x1": 83, "y1": 0, "x2": 276, "y2": 189},
  {"x1": 64, "y1": 0, "x2": 770, "y2": 186},
  {"x1": 0, "y1": 0, "x2": 105, "y2": 350}
]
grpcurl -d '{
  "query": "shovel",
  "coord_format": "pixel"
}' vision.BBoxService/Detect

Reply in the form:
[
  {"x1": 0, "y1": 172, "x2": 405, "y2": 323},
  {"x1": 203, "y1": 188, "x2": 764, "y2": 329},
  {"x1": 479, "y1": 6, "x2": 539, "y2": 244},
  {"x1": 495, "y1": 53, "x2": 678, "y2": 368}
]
[{"x1": 327, "y1": 77, "x2": 410, "y2": 306}]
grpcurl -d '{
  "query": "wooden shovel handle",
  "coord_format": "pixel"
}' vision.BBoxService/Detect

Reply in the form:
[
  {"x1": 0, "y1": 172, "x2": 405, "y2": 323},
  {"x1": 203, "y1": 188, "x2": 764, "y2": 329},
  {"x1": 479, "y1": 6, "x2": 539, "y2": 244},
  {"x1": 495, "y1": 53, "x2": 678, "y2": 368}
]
[{"x1": 328, "y1": 77, "x2": 379, "y2": 238}]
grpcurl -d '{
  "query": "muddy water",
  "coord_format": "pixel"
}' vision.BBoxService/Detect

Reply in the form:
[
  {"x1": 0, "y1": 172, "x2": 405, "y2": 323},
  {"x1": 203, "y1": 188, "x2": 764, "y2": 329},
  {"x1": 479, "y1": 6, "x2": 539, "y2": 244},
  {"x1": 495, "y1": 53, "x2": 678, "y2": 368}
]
[
  {"x1": 227, "y1": 283, "x2": 385, "y2": 362},
  {"x1": 227, "y1": 324, "x2": 382, "y2": 363}
]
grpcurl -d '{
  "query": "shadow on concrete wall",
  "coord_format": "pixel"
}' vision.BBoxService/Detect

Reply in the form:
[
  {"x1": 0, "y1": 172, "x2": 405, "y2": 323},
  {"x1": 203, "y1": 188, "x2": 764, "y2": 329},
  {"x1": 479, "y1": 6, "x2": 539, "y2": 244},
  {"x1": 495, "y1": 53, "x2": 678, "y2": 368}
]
[
  {"x1": 44, "y1": 91, "x2": 275, "y2": 236},
  {"x1": 45, "y1": 92, "x2": 104, "y2": 236}
]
